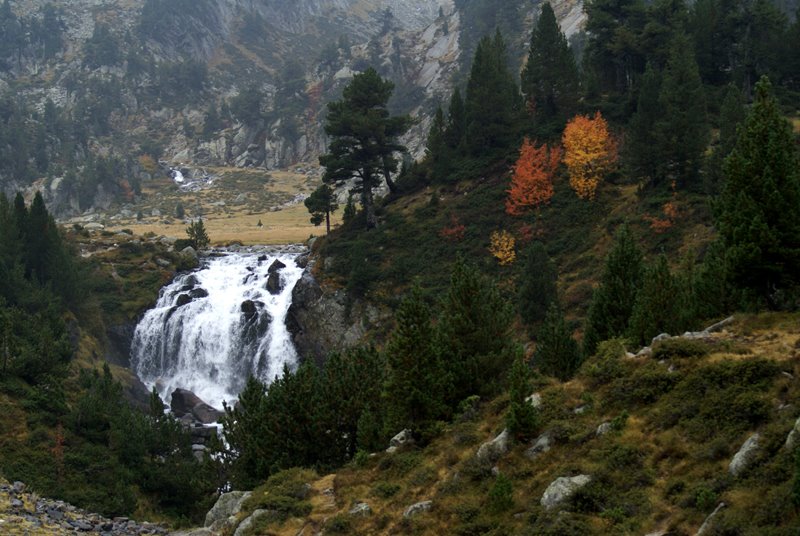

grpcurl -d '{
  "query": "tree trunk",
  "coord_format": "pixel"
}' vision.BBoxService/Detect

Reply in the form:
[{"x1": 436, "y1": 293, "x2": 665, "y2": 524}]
[
  {"x1": 325, "y1": 210, "x2": 331, "y2": 234},
  {"x1": 363, "y1": 184, "x2": 377, "y2": 229},
  {"x1": 383, "y1": 164, "x2": 398, "y2": 194}
]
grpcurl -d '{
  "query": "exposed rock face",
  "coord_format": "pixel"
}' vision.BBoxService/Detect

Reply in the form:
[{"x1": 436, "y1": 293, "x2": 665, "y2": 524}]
[
  {"x1": 286, "y1": 269, "x2": 386, "y2": 365},
  {"x1": 170, "y1": 388, "x2": 205, "y2": 417},
  {"x1": 540, "y1": 475, "x2": 592, "y2": 510},
  {"x1": 386, "y1": 429, "x2": 414, "y2": 453},
  {"x1": 786, "y1": 416, "x2": 800, "y2": 449},
  {"x1": 233, "y1": 509, "x2": 273, "y2": 536},
  {"x1": 348, "y1": 502, "x2": 372, "y2": 516},
  {"x1": 204, "y1": 491, "x2": 252, "y2": 532},
  {"x1": 525, "y1": 431, "x2": 553, "y2": 460},
  {"x1": 729, "y1": 433, "x2": 760, "y2": 477}
]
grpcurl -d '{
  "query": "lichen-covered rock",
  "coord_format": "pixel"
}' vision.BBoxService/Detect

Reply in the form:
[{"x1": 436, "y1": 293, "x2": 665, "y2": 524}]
[
  {"x1": 403, "y1": 500, "x2": 432, "y2": 518},
  {"x1": 204, "y1": 491, "x2": 252, "y2": 531},
  {"x1": 540, "y1": 475, "x2": 592, "y2": 510},
  {"x1": 348, "y1": 502, "x2": 372, "y2": 516},
  {"x1": 476, "y1": 429, "x2": 510, "y2": 463},
  {"x1": 525, "y1": 431, "x2": 553, "y2": 460},
  {"x1": 233, "y1": 509, "x2": 274, "y2": 536},
  {"x1": 785, "y1": 416, "x2": 800, "y2": 450},
  {"x1": 386, "y1": 429, "x2": 414, "y2": 453},
  {"x1": 729, "y1": 434, "x2": 760, "y2": 477}
]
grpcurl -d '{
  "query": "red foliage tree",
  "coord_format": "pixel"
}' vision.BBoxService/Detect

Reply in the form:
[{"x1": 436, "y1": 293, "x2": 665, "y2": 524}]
[{"x1": 505, "y1": 137, "x2": 562, "y2": 216}]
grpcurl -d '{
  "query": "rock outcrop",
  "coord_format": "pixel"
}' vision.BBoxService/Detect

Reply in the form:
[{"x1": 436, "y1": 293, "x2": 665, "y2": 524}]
[
  {"x1": 729, "y1": 433, "x2": 760, "y2": 477},
  {"x1": 540, "y1": 475, "x2": 592, "y2": 510}
]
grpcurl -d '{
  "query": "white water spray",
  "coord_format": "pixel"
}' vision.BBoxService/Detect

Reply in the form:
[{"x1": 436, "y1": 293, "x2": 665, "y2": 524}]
[{"x1": 130, "y1": 251, "x2": 304, "y2": 409}]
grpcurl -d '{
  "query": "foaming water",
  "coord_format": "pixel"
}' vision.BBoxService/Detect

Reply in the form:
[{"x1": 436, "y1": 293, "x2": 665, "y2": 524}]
[{"x1": 130, "y1": 250, "x2": 303, "y2": 408}]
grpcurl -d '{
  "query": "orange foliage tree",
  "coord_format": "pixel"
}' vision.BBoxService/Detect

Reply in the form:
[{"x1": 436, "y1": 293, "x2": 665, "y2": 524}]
[
  {"x1": 505, "y1": 138, "x2": 562, "y2": 216},
  {"x1": 562, "y1": 111, "x2": 617, "y2": 200}
]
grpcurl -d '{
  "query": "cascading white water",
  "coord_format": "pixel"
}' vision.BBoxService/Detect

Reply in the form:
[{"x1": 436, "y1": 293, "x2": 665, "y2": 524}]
[{"x1": 130, "y1": 250, "x2": 304, "y2": 409}]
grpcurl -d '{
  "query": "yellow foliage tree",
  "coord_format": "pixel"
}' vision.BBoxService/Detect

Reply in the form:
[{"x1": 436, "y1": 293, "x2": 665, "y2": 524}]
[
  {"x1": 562, "y1": 111, "x2": 617, "y2": 200},
  {"x1": 489, "y1": 230, "x2": 516, "y2": 265}
]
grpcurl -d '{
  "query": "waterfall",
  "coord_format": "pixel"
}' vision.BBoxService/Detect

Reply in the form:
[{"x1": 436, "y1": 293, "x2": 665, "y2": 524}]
[{"x1": 130, "y1": 250, "x2": 304, "y2": 409}]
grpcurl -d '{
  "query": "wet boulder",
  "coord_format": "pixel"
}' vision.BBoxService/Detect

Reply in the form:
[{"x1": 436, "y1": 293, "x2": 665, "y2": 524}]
[
  {"x1": 171, "y1": 388, "x2": 204, "y2": 417},
  {"x1": 175, "y1": 293, "x2": 193, "y2": 307},
  {"x1": 266, "y1": 272, "x2": 282, "y2": 295},
  {"x1": 192, "y1": 402, "x2": 224, "y2": 424},
  {"x1": 268, "y1": 259, "x2": 286, "y2": 273},
  {"x1": 189, "y1": 288, "x2": 209, "y2": 300},
  {"x1": 241, "y1": 300, "x2": 259, "y2": 320}
]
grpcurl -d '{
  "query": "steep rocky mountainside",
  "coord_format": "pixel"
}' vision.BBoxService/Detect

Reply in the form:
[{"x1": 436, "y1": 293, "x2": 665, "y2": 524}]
[{"x1": 0, "y1": 0, "x2": 585, "y2": 216}]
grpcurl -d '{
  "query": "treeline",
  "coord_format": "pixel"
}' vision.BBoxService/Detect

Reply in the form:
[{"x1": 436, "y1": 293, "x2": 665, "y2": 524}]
[{"x1": 222, "y1": 259, "x2": 518, "y2": 488}]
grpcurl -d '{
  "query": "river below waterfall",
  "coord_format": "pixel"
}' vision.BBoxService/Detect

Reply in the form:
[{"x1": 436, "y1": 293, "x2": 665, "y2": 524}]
[{"x1": 130, "y1": 248, "x2": 304, "y2": 409}]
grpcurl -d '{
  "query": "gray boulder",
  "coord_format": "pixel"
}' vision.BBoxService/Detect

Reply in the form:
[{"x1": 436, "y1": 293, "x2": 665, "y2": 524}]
[
  {"x1": 386, "y1": 429, "x2": 414, "y2": 453},
  {"x1": 596, "y1": 422, "x2": 612, "y2": 436},
  {"x1": 266, "y1": 272, "x2": 282, "y2": 295},
  {"x1": 729, "y1": 433, "x2": 760, "y2": 476},
  {"x1": 476, "y1": 429, "x2": 510, "y2": 463},
  {"x1": 785, "y1": 416, "x2": 800, "y2": 450},
  {"x1": 540, "y1": 475, "x2": 592, "y2": 510},
  {"x1": 403, "y1": 500, "x2": 432, "y2": 518},
  {"x1": 192, "y1": 402, "x2": 224, "y2": 424},
  {"x1": 696, "y1": 502, "x2": 726, "y2": 535},
  {"x1": 181, "y1": 246, "x2": 198, "y2": 259},
  {"x1": 525, "y1": 431, "x2": 553, "y2": 460},
  {"x1": 525, "y1": 393, "x2": 542, "y2": 408},
  {"x1": 348, "y1": 502, "x2": 372, "y2": 516},
  {"x1": 171, "y1": 389, "x2": 204, "y2": 417},
  {"x1": 205, "y1": 491, "x2": 252, "y2": 531}
]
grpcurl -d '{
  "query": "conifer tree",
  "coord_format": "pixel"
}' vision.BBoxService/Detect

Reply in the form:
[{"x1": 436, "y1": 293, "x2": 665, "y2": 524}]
[
  {"x1": 465, "y1": 31, "x2": 522, "y2": 156},
  {"x1": 583, "y1": 225, "x2": 643, "y2": 356},
  {"x1": 186, "y1": 218, "x2": 210, "y2": 250},
  {"x1": 505, "y1": 352, "x2": 539, "y2": 440},
  {"x1": 425, "y1": 105, "x2": 448, "y2": 178},
  {"x1": 384, "y1": 285, "x2": 449, "y2": 437},
  {"x1": 304, "y1": 184, "x2": 338, "y2": 233},
  {"x1": 438, "y1": 258, "x2": 514, "y2": 402},
  {"x1": 521, "y1": 2, "x2": 580, "y2": 138},
  {"x1": 706, "y1": 83, "x2": 745, "y2": 193},
  {"x1": 518, "y1": 241, "x2": 558, "y2": 331},
  {"x1": 627, "y1": 255, "x2": 682, "y2": 346},
  {"x1": 656, "y1": 33, "x2": 709, "y2": 188},
  {"x1": 535, "y1": 302, "x2": 582, "y2": 381},
  {"x1": 626, "y1": 63, "x2": 662, "y2": 184},
  {"x1": 715, "y1": 76, "x2": 800, "y2": 307},
  {"x1": 444, "y1": 89, "x2": 467, "y2": 155}
]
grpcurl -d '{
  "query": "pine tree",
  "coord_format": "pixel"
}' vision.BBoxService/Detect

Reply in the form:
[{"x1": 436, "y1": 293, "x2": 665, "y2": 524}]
[
  {"x1": 383, "y1": 285, "x2": 449, "y2": 437},
  {"x1": 583, "y1": 225, "x2": 644, "y2": 356},
  {"x1": 518, "y1": 241, "x2": 558, "y2": 331},
  {"x1": 444, "y1": 89, "x2": 467, "y2": 155},
  {"x1": 626, "y1": 63, "x2": 662, "y2": 184},
  {"x1": 706, "y1": 83, "x2": 745, "y2": 193},
  {"x1": 304, "y1": 184, "x2": 338, "y2": 233},
  {"x1": 656, "y1": 33, "x2": 708, "y2": 188},
  {"x1": 535, "y1": 303, "x2": 582, "y2": 381},
  {"x1": 465, "y1": 31, "x2": 522, "y2": 156},
  {"x1": 505, "y1": 352, "x2": 539, "y2": 440},
  {"x1": 627, "y1": 255, "x2": 682, "y2": 346},
  {"x1": 715, "y1": 76, "x2": 800, "y2": 307},
  {"x1": 438, "y1": 258, "x2": 514, "y2": 403},
  {"x1": 425, "y1": 105, "x2": 448, "y2": 179},
  {"x1": 186, "y1": 218, "x2": 210, "y2": 250},
  {"x1": 319, "y1": 68, "x2": 411, "y2": 228},
  {"x1": 521, "y1": 2, "x2": 580, "y2": 138}
]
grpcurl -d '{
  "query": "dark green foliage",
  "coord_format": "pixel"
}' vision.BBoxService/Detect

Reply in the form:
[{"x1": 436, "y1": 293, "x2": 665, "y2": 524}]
[
  {"x1": 319, "y1": 67, "x2": 411, "y2": 228},
  {"x1": 518, "y1": 241, "x2": 558, "y2": 332},
  {"x1": 203, "y1": 102, "x2": 222, "y2": 138},
  {"x1": 505, "y1": 353, "x2": 539, "y2": 441},
  {"x1": 627, "y1": 255, "x2": 683, "y2": 346},
  {"x1": 535, "y1": 303, "x2": 582, "y2": 381},
  {"x1": 175, "y1": 202, "x2": 185, "y2": 219},
  {"x1": 715, "y1": 76, "x2": 800, "y2": 308},
  {"x1": 626, "y1": 63, "x2": 662, "y2": 184},
  {"x1": 656, "y1": 33, "x2": 709, "y2": 188},
  {"x1": 651, "y1": 337, "x2": 710, "y2": 360},
  {"x1": 384, "y1": 285, "x2": 449, "y2": 436},
  {"x1": 438, "y1": 258, "x2": 514, "y2": 402},
  {"x1": 584, "y1": 225, "x2": 644, "y2": 356},
  {"x1": 186, "y1": 218, "x2": 210, "y2": 250},
  {"x1": 464, "y1": 31, "x2": 522, "y2": 157},
  {"x1": 304, "y1": 184, "x2": 337, "y2": 233},
  {"x1": 488, "y1": 474, "x2": 514, "y2": 513},
  {"x1": 521, "y1": 2, "x2": 580, "y2": 138},
  {"x1": 83, "y1": 24, "x2": 119, "y2": 68},
  {"x1": 793, "y1": 448, "x2": 800, "y2": 507},
  {"x1": 229, "y1": 85, "x2": 263, "y2": 125}
]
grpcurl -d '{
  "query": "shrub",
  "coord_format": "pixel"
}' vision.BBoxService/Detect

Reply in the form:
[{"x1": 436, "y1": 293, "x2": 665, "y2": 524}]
[
  {"x1": 488, "y1": 474, "x2": 514, "y2": 513},
  {"x1": 695, "y1": 487, "x2": 718, "y2": 512},
  {"x1": 325, "y1": 514, "x2": 351, "y2": 533},
  {"x1": 583, "y1": 338, "x2": 627, "y2": 386},
  {"x1": 371, "y1": 482, "x2": 400, "y2": 499},
  {"x1": 651, "y1": 337, "x2": 710, "y2": 360}
]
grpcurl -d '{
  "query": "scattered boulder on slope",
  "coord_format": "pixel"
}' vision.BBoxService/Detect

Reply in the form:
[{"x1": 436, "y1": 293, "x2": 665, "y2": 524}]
[
  {"x1": 205, "y1": 491, "x2": 252, "y2": 532},
  {"x1": 540, "y1": 475, "x2": 592, "y2": 510},
  {"x1": 476, "y1": 429, "x2": 510, "y2": 463},
  {"x1": 729, "y1": 433, "x2": 760, "y2": 477},
  {"x1": 386, "y1": 429, "x2": 414, "y2": 454},
  {"x1": 403, "y1": 500, "x2": 432, "y2": 518}
]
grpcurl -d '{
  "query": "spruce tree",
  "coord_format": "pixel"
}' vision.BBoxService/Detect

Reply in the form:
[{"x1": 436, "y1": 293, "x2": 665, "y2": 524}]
[
  {"x1": 465, "y1": 31, "x2": 522, "y2": 156},
  {"x1": 444, "y1": 89, "x2": 467, "y2": 155},
  {"x1": 521, "y1": 2, "x2": 580, "y2": 138},
  {"x1": 715, "y1": 76, "x2": 800, "y2": 307},
  {"x1": 425, "y1": 105, "x2": 448, "y2": 179},
  {"x1": 626, "y1": 63, "x2": 662, "y2": 184},
  {"x1": 383, "y1": 285, "x2": 449, "y2": 437},
  {"x1": 304, "y1": 184, "x2": 338, "y2": 233},
  {"x1": 656, "y1": 32, "x2": 708, "y2": 189},
  {"x1": 535, "y1": 303, "x2": 582, "y2": 381},
  {"x1": 505, "y1": 352, "x2": 539, "y2": 441},
  {"x1": 186, "y1": 218, "x2": 210, "y2": 250},
  {"x1": 627, "y1": 255, "x2": 682, "y2": 346},
  {"x1": 583, "y1": 225, "x2": 644, "y2": 356},
  {"x1": 706, "y1": 83, "x2": 745, "y2": 193},
  {"x1": 518, "y1": 241, "x2": 558, "y2": 331},
  {"x1": 438, "y1": 258, "x2": 514, "y2": 402}
]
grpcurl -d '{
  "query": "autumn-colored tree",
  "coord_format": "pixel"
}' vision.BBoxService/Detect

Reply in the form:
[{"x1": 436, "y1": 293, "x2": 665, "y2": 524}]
[
  {"x1": 489, "y1": 230, "x2": 516, "y2": 265},
  {"x1": 505, "y1": 137, "x2": 562, "y2": 216},
  {"x1": 562, "y1": 112, "x2": 617, "y2": 200}
]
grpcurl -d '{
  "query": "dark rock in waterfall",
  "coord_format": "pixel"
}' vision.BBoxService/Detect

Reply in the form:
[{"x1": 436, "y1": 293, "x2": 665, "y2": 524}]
[
  {"x1": 268, "y1": 259, "x2": 286, "y2": 273},
  {"x1": 266, "y1": 272, "x2": 282, "y2": 295},
  {"x1": 189, "y1": 288, "x2": 209, "y2": 300},
  {"x1": 171, "y1": 388, "x2": 205, "y2": 417},
  {"x1": 176, "y1": 293, "x2": 193, "y2": 307},
  {"x1": 192, "y1": 402, "x2": 224, "y2": 424},
  {"x1": 257, "y1": 254, "x2": 268, "y2": 262},
  {"x1": 295, "y1": 253, "x2": 310, "y2": 268},
  {"x1": 241, "y1": 300, "x2": 259, "y2": 320}
]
